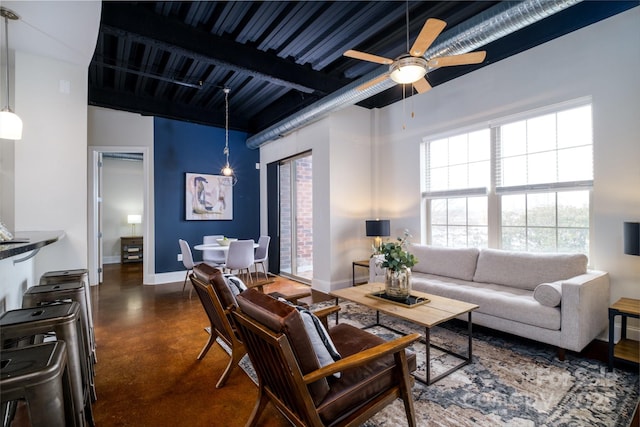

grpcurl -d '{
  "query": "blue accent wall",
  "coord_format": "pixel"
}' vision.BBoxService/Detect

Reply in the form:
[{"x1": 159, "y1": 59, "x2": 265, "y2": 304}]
[{"x1": 154, "y1": 117, "x2": 260, "y2": 273}]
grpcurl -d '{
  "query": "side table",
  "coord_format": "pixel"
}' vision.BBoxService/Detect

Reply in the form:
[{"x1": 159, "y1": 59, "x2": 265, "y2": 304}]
[
  {"x1": 352, "y1": 259, "x2": 370, "y2": 286},
  {"x1": 608, "y1": 297, "x2": 640, "y2": 371},
  {"x1": 121, "y1": 236, "x2": 143, "y2": 263}
]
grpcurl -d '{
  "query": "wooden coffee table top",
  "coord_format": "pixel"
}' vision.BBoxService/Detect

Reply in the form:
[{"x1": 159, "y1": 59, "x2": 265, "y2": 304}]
[{"x1": 330, "y1": 283, "x2": 478, "y2": 329}]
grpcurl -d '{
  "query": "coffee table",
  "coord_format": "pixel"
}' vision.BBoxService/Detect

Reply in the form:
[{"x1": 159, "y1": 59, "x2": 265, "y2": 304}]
[{"x1": 330, "y1": 283, "x2": 478, "y2": 385}]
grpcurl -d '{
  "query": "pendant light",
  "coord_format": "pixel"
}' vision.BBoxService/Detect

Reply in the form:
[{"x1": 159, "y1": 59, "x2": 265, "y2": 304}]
[
  {"x1": 220, "y1": 87, "x2": 237, "y2": 185},
  {"x1": 0, "y1": 7, "x2": 22, "y2": 140}
]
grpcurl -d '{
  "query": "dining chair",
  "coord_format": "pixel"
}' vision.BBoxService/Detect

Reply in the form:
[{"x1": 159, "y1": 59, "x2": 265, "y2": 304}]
[
  {"x1": 202, "y1": 235, "x2": 226, "y2": 266},
  {"x1": 179, "y1": 239, "x2": 196, "y2": 296},
  {"x1": 253, "y1": 235, "x2": 271, "y2": 279},
  {"x1": 231, "y1": 288, "x2": 419, "y2": 427},
  {"x1": 224, "y1": 240, "x2": 255, "y2": 283}
]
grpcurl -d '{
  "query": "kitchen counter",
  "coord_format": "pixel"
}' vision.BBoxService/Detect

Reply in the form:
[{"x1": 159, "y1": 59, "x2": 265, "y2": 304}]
[{"x1": 0, "y1": 231, "x2": 65, "y2": 261}]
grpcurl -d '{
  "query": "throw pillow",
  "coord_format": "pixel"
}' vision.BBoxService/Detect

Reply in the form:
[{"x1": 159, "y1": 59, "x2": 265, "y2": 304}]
[
  {"x1": 533, "y1": 282, "x2": 563, "y2": 307},
  {"x1": 278, "y1": 298, "x2": 342, "y2": 376},
  {"x1": 223, "y1": 274, "x2": 247, "y2": 297}
]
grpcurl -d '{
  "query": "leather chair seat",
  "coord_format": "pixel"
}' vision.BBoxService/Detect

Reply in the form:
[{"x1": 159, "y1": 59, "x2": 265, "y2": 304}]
[{"x1": 318, "y1": 323, "x2": 417, "y2": 424}]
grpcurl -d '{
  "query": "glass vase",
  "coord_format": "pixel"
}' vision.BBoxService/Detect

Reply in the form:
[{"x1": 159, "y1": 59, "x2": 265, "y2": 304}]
[{"x1": 385, "y1": 267, "x2": 412, "y2": 301}]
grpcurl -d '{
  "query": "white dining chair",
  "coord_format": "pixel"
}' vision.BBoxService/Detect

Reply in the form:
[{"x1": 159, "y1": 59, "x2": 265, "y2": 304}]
[
  {"x1": 223, "y1": 240, "x2": 255, "y2": 283},
  {"x1": 179, "y1": 239, "x2": 196, "y2": 296},
  {"x1": 202, "y1": 235, "x2": 226, "y2": 266},
  {"x1": 253, "y1": 235, "x2": 271, "y2": 279}
]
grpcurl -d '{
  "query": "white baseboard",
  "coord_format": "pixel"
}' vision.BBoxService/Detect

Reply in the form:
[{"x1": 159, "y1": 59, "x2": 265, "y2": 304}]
[
  {"x1": 595, "y1": 323, "x2": 640, "y2": 343},
  {"x1": 146, "y1": 271, "x2": 186, "y2": 285}
]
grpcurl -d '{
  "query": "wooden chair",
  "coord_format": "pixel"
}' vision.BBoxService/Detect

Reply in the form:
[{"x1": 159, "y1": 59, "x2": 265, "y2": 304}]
[
  {"x1": 189, "y1": 264, "x2": 246, "y2": 388},
  {"x1": 231, "y1": 288, "x2": 419, "y2": 427}
]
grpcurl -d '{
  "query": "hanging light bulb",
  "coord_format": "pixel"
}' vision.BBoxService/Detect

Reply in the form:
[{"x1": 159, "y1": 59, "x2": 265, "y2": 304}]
[
  {"x1": 220, "y1": 87, "x2": 237, "y2": 185},
  {"x1": 0, "y1": 7, "x2": 22, "y2": 141}
]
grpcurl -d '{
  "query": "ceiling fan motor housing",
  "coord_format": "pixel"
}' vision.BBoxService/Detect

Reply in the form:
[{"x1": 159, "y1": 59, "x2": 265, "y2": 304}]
[{"x1": 389, "y1": 56, "x2": 428, "y2": 84}]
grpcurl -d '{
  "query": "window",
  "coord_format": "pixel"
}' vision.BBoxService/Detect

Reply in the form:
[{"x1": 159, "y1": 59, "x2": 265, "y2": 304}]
[
  {"x1": 423, "y1": 129, "x2": 490, "y2": 247},
  {"x1": 423, "y1": 100, "x2": 592, "y2": 255}
]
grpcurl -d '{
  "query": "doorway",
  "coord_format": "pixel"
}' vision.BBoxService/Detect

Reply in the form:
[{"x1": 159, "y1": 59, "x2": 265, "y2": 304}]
[
  {"x1": 88, "y1": 147, "x2": 149, "y2": 286},
  {"x1": 278, "y1": 152, "x2": 313, "y2": 283}
]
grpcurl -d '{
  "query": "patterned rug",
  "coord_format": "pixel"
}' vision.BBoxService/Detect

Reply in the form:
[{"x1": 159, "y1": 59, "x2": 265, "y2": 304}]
[{"x1": 231, "y1": 300, "x2": 639, "y2": 426}]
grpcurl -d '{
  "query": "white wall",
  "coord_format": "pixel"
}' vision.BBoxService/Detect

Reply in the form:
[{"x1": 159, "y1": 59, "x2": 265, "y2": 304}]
[
  {"x1": 374, "y1": 9, "x2": 639, "y2": 305},
  {"x1": 102, "y1": 157, "x2": 144, "y2": 263},
  {"x1": 259, "y1": 106, "x2": 373, "y2": 291},
  {"x1": 1, "y1": 48, "x2": 93, "y2": 310},
  {"x1": 14, "y1": 51, "x2": 90, "y2": 278},
  {"x1": 87, "y1": 106, "x2": 154, "y2": 284},
  {"x1": 0, "y1": 1, "x2": 100, "y2": 311}
]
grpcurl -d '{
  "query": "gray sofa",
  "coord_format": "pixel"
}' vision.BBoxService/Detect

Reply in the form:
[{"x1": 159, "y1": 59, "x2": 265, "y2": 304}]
[{"x1": 369, "y1": 245, "x2": 610, "y2": 355}]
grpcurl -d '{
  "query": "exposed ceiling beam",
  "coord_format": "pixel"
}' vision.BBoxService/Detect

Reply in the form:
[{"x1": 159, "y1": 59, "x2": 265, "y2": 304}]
[
  {"x1": 89, "y1": 87, "x2": 249, "y2": 131},
  {"x1": 100, "y1": 3, "x2": 348, "y2": 95}
]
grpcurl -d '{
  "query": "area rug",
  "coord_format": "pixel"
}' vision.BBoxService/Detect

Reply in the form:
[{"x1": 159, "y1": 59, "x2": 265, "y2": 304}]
[{"x1": 227, "y1": 300, "x2": 639, "y2": 426}]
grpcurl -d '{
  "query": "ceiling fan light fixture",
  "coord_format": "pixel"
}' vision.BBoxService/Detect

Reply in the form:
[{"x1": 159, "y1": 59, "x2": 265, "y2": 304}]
[{"x1": 389, "y1": 56, "x2": 427, "y2": 84}]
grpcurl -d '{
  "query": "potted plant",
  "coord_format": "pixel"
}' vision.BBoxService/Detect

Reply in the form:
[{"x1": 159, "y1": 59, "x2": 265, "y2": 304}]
[{"x1": 376, "y1": 230, "x2": 418, "y2": 301}]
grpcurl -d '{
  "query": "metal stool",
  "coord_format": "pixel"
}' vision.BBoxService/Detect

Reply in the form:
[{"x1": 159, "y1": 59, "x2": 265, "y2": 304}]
[
  {"x1": 23, "y1": 281, "x2": 96, "y2": 401},
  {"x1": 1, "y1": 342, "x2": 74, "y2": 427},
  {"x1": 39, "y1": 269, "x2": 96, "y2": 363},
  {"x1": 0, "y1": 302, "x2": 93, "y2": 427}
]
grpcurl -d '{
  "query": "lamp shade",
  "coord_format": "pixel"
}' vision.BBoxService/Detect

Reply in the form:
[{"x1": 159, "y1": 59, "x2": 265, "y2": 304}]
[
  {"x1": 0, "y1": 109, "x2": 22, "y2": 140},
  {"x1": 127, "y1": 214, "x2": 142, "y2": 225},
  {"x1": 623, "y1": 221, "x2": 640, "y2": 256},
  {"x1": 366, "y1": 219, "x2": 390, "y2": 237}
]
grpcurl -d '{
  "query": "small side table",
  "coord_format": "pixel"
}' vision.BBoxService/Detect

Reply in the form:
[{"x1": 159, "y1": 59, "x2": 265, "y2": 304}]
[
  {"x1": 352, "y1": 260, "x2": 370, "y2": 286},
  {"x1": 121, "y1": 236, "x2": 143, "y2": 263},
  {"x1": 608, "y1": 297, "x2": 640, "y2": 371}
]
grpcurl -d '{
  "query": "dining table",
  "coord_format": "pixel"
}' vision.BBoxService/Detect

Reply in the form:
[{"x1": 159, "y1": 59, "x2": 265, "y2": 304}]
[{"x1": 193, "y1": 242, "x2": 259, "y2": 252}]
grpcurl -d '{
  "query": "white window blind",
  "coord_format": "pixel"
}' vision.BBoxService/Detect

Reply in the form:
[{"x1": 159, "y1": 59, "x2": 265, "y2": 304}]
[
  {"x1": 423, "y1": 128, "x2": 490, "y2": 198},
  {"x1": 495, "y1": 104, "x2": 593, "y2": 194}
]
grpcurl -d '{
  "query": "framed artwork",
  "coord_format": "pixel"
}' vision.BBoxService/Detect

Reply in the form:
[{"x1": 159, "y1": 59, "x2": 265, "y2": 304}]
[{"x1": 185, "y1": 173, "x2": 233, "y2": 220}]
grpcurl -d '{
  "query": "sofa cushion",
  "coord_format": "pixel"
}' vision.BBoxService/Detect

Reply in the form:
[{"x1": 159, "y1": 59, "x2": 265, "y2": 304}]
[
  {"x1": 410, "y1": 244, "x2": 480, "y2": 281},
  {"x1": 411, "y1": 273, "x2": 561, "y2": 330},
  {"x1": 473, "y1": 249, "x2": 588, "y2": 290},
  {"x1": 236, "y1": 288, "x2": 330, "y2": 405},
  {"x1": 533, "y1": 282, "x2": 563, "y2": 307}
]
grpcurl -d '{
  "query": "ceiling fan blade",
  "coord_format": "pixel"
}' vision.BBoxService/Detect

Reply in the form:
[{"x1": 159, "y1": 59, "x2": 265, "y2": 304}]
[
  {"x1": 428, "y1": 51, "x2": 487, "y2": 68},
  {"x1": 344, "y1": 49, "x2": 393, "y2": 65},
  {"x1": 357, "y1": 74, "x2": 390, "y2": 91},
  {"x1": 410, "y1": 18, "x2": 447, "y2": 57},
  {"x1": 412, "y1": 77, "x2": 431, "y2": 94}
]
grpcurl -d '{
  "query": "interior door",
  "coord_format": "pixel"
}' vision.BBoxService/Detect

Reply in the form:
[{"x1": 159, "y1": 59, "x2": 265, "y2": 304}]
[{"x1": 97, "y1": 152, "x2": 104, "y2": 283}]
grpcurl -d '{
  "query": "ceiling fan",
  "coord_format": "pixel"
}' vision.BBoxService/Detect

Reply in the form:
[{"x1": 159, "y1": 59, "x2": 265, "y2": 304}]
[{"x1": 344, "y1": 16, "x2": 486, "y2": 94}]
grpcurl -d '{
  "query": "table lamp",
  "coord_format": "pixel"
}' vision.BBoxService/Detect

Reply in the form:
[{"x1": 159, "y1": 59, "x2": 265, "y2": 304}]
[
  {"x1": 623, "y1": 221, "x2": 639, "y2": 256},
  {"x1": 128, "y1": 214, "x2": 142, "y2": 236},
  {"x1": 366, "y1": 219, "x2": 390, "y2": 252}
]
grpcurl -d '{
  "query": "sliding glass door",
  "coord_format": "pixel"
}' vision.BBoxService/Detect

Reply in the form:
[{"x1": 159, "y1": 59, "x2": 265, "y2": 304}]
[{"x1": 279, "y1": 152, "x2": 313, "y2": 283}]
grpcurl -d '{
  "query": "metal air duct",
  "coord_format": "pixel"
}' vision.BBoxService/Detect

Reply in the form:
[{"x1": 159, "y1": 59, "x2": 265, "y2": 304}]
[{"x1": 246, "y1": 0, "x2": 583, "y2": 149}]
